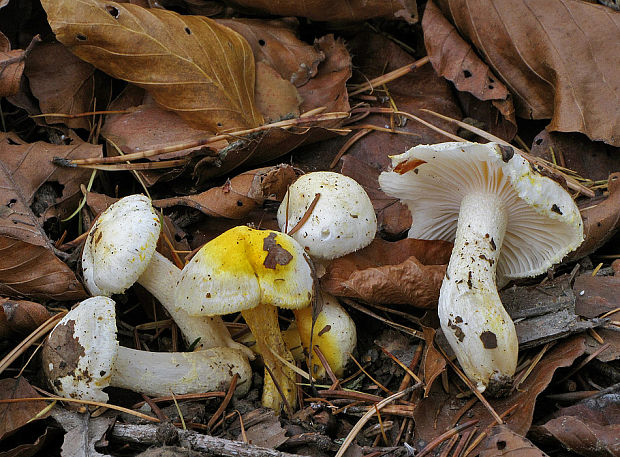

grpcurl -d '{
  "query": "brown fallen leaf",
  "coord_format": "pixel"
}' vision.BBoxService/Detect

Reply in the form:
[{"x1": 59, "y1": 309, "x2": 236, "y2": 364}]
[
  {"x1": 574, "y1": 274, "x2": 620, "y2": 319},
  {"x1": 413, "y1": 336, "x2": 586, "y2": 452},
  {"x1": 0, "y1": 134, "x2": 96, "y2": 300},
  {"x1": 0, "y1": 31, "x2": 26, "y2": 98},
  {"x1": 217, "y1": 18, "x2": 324, "y2": 87},
  {"x1": 222, "y1": 0, "x2": 418, "y2": 23},
  {"x1": 24, "y1": 42, "x2": 97, "y2": 131},
  {"x1": 41, "y1": 0, "x2": 263, "y2": 132},
  {"x1": 530, "y1": 130, "x2": 620, "y2": 182},
  {"x1": 570, "y1": 172, "x2": 620, "y2": 260},
  {"x1": 254, "y1": 61, "x2": 301, "y2": 123},
  {"x1": 536, "y1": 416, "x2": 620, "y2": 457},
  {"x1": 153, "y1": 164, "x2": 299, "y2": 219},
  {"x1": 321, "y1": 238, "x2": 452, "y2": 308},
  {"x1": 480, "y1": 425, "x2": 549, "y2": 457},
  {"x1": 422, "y1": 327, "x2": 446, "y2": 397},
  {"x1": 422, "y1": 1, "x2": 516, "y2": 135},
  {"x1": 0, "y1": 297, "x2": 51, "y2": 338},
  {"x1": 0, "y1": 377, "x2": 50, "y2": 440},
  {"x1": 238, "y1": 410, "x2": 288, "y2": 449},
  {"x1": 430, "y1": 0, "x2": 620, "y2": 146}
]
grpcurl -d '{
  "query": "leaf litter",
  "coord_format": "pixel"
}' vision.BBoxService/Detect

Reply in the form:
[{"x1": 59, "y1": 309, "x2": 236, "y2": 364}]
[{"x1": 0, "y1": 0, "x2": 618, "y2": 456}]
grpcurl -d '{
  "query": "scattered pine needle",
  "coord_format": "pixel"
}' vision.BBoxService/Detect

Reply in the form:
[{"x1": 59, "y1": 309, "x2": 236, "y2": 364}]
[
  {"x1": 348, "y1": 352, "x2": 392, "y2": 395},
  {"x1": 330, "y1": 128, "x2": 372, "y2": 168},
  {"x1": 513, "y1": 342, "x2": 554, "y2": 391},
  {"x1": 591, "y1": 262, "x2": 604, "y2": 276},
  {"x1": 556, "y1": 343, "x2": 611, "y2": 385},
  {"x1": 348, "y1": 57, "x2": 430, "y2": 96},
  {"x1": 287, "y1": 193, "x2": 321, "y2": 236},
  {"x1": 378, "y1": 345, "x2": 423, "y2": 385},
  {"x1": 207, "y1": 373, "x2": 238, "y2": 430},
  {"x1": 170, "y1": 392, "x2": 186, "y2": 430}
]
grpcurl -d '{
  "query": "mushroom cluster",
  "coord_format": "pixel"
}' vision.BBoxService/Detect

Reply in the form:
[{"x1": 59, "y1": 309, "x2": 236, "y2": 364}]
[{"x1": 380, "y1": 142, "x2": 583, "y2": 394}]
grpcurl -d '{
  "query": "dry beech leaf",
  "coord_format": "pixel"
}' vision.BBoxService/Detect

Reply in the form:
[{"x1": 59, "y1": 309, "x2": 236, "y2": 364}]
[
  {"x1": 480, "y1": 425, "x2": 549, "y2": 457},
  {"x1": 0, "y1": 134, "x2": 97, "y2": 300},
  {"x1": 223, "y1": 0, "x2": 418, "y2": 23},
  {"x1": 217, "y1": 18, "x2": 324, "y2": 87},
  {"x1": 0, "y1": 297, "x2": 51, "y2": 338},
  {"x1": 422, "y1": 1, "x2": 516, "y2": 131},
  {"x1": 432, "y1": 0, "x2": 620, "y2": 146},
  {"x1": 153, "y1": 164, "x2": 299, "y2": 219},
  {"x1": 254, "y1": 61, "x2": 301, "y2": 123},
  {"x1": 413, "y1": 335, "x2": 586, "y2": 452},
  {"x1": 41, "y1": 0, "x2": 264, "y2": 132},
  {"x1": 0, "y1": 30, "x2": 26, "y2": 98},
  {"x1": 0, "y1": 377, "x2": 50, "y2": 440},
  {"x1": 422, "y1": 327, "x2": 446, "y2": 397},
  {"x1": 537, "y1": 416, "x2": 620, "y2": 457},
  {"x1": 321, "y1": 238, "x2": 453, "y2": 308},
  {"x1": 24, "y1": 42, "x2": 96, "y2": 130}
]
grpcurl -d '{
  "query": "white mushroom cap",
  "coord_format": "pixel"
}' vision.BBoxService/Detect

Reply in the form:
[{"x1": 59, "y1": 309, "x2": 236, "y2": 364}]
[
  {"x1": 379, "y1": 142, "x2": 583, "y2": 284},
  {"x1": 82, "y1": 194, "x2": 160, "y2": 296},
  {"x1": 277, "y1": 172, "x2": 377, "y2": 260},
  {"x1": 42, "y1": 296, "x2": 118, "y2": 402}
]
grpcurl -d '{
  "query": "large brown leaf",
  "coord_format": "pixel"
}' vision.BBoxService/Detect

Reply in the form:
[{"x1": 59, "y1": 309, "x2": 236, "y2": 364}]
[
  {"x1": 0, "y1": 134, "x2": 95, "y2": 300},
  {"x1": 480, "y1": 425, "x2": 549, "y2": 457},
  {"x1": 0, "y1": 297, "x2": 51, "y2": 338},
  {"x1": 321, "y1": 238, "x2": 452, "y2": 308},
  {"x1": 432, "y1": 0, "x2": 620, "y2": 146},
  {"x1": 0, "y1": 377, "x2": 50, "y2": 440},
  {"x1": 41, "y1": 0, "x2": 263, "y2": 133},
  {"x1": 24, "y1": 42, "x2": 96, "y2": 130},
  {"x1": 0, "y1": 31, "x2": 25, "y2": 98},
  {"x1": 223, "y1": 0, "x2": 418, "y2": 23}
]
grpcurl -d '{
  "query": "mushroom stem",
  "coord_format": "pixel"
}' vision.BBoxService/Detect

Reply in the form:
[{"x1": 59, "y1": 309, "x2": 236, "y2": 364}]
[
  {"x1": 136, "y1": 251, "x2": 253, "y2": 358},
  {"x1": 110, "y1": 346, "x2": 251, "y2": 398},
  {"x1": 241, "y1": 304, "x2": 297, "y2": 412},
  {"x1": 439, "y1": 192, "x2": 518, "y2": 395}
]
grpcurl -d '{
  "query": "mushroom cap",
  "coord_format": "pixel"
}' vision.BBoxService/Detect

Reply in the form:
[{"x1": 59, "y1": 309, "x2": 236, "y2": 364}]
[
  {"x1": 176, "y1": 226, "x2": 314, "y2": 316},
  {"x1": 277, "y1": 172, "x2": 377, "y2": 260},
  {"x1": 42, "y1": 296, "x2": 118, "y2": 402},
  {"x1": 82, "y1": 194, "x2": 161, "y2": 296},
  {"x1": 379, "y1": 142, "x2": 584, "y2": 283}
]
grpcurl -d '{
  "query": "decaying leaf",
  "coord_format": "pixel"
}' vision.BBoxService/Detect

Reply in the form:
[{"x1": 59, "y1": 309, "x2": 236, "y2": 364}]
[
  {"x1": 0, "y1": 377, "x2": 50, "y2": 440},
  {"x1": 536, "y1": 416, "x2": 620, "y2": 457},
  {"x1": 41, "y1": 0, "x2": 263, "y2": 132},
  {"x1": 480, "y1": 425, "x2": 549, "y2": 457},
  {"x1": 430, "y1": 0, "x2": 620, "y2": 146},
  {"x1": 51, "y1": 408, "x2": 115, "y2": 457},
  {"x1": 217, "y1": 18, "x2": 324, "y2": 87},
  {"x1": 422, "y1": 1, "x2": 516, "y2": 132},
  {"x1": 422, "y1": 327, "x2": 446, "y2": 397},
  {"x1": 0, "y1": 297, "x2": 51, "y2": 338},
  {"x1": 0, "y1": 134, "x2": 95, "y2": 300},
  {"x1": 321, "y1": 238, "x2": 452, "y2": 308},
  {"x1": 413, "y1": 336, "x2": 586, "y2": 452},
  {"x1": 570, "y1": 172, "x2": 620, "y2": 260},
  {"x1": 254, "y1": 61, "x2": 301, "y2": 123},
  {"x1": 238, "y1": 411, "x2": 288, "y2": 449},
  {"x1": 0, "y1": 30, "x2": 26, "y2": 98},
  {"x1": 153, "y1": 164, "x2": 299, "y2": 219},
  {"x1": 24, "y1": 42, "x2": 96, "y2": 130},
  {"x1": 222, "y1": 0, "x2": 418, "y2": 23}
]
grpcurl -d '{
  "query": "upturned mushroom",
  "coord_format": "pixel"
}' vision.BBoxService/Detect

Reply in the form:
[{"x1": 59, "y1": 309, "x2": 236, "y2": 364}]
[
  {"x1": 82, "y1": 194, "x2": 250, "y2": 356},
  {"x1": 42, "y1": 296, "x2": 251, "y2": 402},
  {"x1": 175, "y1": 226, "x2": 314, "y2": 412},
  {"x1": 379, "y1": 142, "x2": 583, "y2": 395}
]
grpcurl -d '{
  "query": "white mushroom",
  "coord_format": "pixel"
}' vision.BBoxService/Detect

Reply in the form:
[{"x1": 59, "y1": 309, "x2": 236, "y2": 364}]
[
  {"x1": 379, "y1": 142, "x2": 583, "y2": 395},
  {"x1": 82, "y1": 194, "x2": 250, "y2": 356},
  {"x1": 277, "y1": 171, "x2": 377, "y2": 261},
  {"x1": 42, "y1": 297, "x2": 251, "y2": 402}
]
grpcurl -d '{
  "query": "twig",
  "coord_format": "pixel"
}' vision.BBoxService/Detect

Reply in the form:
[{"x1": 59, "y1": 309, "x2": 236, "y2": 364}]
[
  {"x1": 378, "y1": 344, "x2": 423, "y2": 385},
  {"x1": 348, "y1": 352, "x2": 392, "y2": 395},
  {"x1": 348, "y1": 57, "x2": 430, "y2": 96},
  {"x1": 334, "y1": 384, "x2": 422, "y2": 457},
  {"x1": 330, "y1": 128, "x2": 372, "y2": 168},
  {"x1": 207, "y1": 373, "x2": 238, "y2": 429}
]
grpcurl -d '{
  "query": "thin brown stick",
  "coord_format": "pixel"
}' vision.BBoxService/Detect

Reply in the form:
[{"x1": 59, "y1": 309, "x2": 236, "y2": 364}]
[
  {"x1": 415, "y1": 419, "x2": 478, "y2": 457},
  {"x1": 313, "y1": 345, "x2": 339, "y2": 388},
  {"x1": 31, "y1": 109, "x2": 132, "y2": 119},
  {"x1": 329, "y1": 128, "x2": 372, "y2": 168},
  {"x1": 341, "y1": 298, "x2": 422, "y2": 339},
  {"x1": 131, "y1": 391, "x2": 225, "y2": 409},
  {"x1": 378, "y1": 345, "x2": 423, "y2": 384},
  {"x1": 77, "y1": 158, "x2": 189, "y2": 171},
  {"x1": 55, "y1": 111, "x2": 350, "y2": 167},
  {"x1": 556, "y1": 343, "x2": 611, "y2": 385},
  {"x1": 348, "y1": 352, "x2": 392, "y2": 395},
  {"x1": 452, "y1": 429, "x2": 474, "y2": 457},
  {"x1": 348, "y1": 57, "x2": 430, "y2": 96},
  {"x1": 439, "y1": 433, "x2": 459, "y2": 457},
  {"x1": 207, "y1": 373, "x2": 239, "y2": 429},
  {"x1": 141, "y1": 394, "x2": 169, "y2": 422},
  {"x1": 287, "y1": 193, "x2": 321, "y2": 236},
  {"x1": 317, "y1": 390, "x2": 384, "y2": 403},
  {"x1": 264, "y1": 364, "x2": 294, "y2": 417}
]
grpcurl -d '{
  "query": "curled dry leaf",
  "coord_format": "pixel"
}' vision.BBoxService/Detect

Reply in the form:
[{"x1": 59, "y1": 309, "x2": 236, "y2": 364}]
[
  {"x1": 24, "y1": 42, "x2": 96, "y2": 130},
  {"x1": 0, "y1": 134, "x2": 97, "y2": 300},
  {"x1": 480, "y1": 425, "x2": 549, "y2": 457},
  {"x1": 321, "y1": 238, "x2": 452, "y2": 308},
  {"x1": 41, "y1": 0, "x2": 263, "y2": 132},
  {"x1": 217, "y1": 18, "x2": 324, "y2": 87},
  {"x1": 223, "y1": 0, "x2": 418, "y2": 23},
  {"x1": 0, "y1": 297, "x2": 51, "y2": 338},
  {"x1": 0, "y1": 31, "x2": 25, "y2": 98},
  {"x1": 570, "y1": 172, "x2": 620, "y2": 260},
  {"x1": 153, "y1": 164, "x2": 299, "y2": 219},
  {"x1": 422, "y1": 327, "x2": 446, "y2": 397},
  {"x1": 431, "y1": 0, "x2": 620, "y2": 146},
  {"x1": 422, "y1": 1, "x2": 516, "y2": 133},
  {"x1": 413, "y1": 336, "x2": 586, "y2": 452},
  {"x1": 0, "y1": 377, "x2": 50, "y2": 440}
]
